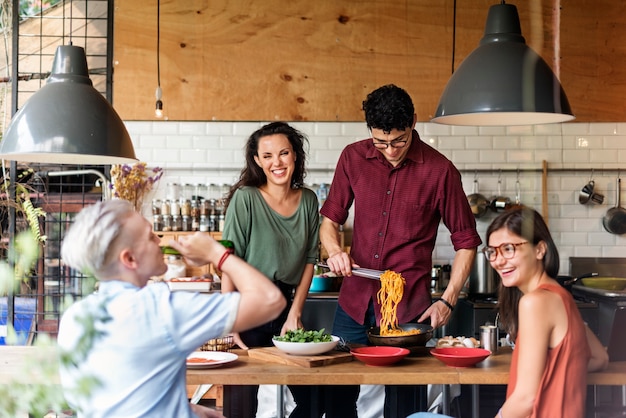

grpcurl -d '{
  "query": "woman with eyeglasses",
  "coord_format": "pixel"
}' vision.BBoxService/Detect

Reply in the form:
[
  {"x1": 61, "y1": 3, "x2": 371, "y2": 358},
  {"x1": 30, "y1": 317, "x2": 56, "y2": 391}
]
[{"x1": 485, "y1": 206, "x2": 608, "y2": 418}]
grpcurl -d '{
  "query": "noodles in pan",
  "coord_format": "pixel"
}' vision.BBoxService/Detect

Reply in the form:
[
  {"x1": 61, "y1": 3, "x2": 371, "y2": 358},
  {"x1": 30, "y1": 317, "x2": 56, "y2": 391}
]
[{"x1": 377, "y1": 270, "x2": 420, "y2": 336}]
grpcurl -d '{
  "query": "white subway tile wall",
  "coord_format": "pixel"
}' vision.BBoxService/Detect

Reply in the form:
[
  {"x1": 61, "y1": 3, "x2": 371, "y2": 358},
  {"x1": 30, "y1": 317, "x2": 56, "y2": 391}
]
[{"x1": 127, "y1": 121, "x2": 626, "y2": 275}]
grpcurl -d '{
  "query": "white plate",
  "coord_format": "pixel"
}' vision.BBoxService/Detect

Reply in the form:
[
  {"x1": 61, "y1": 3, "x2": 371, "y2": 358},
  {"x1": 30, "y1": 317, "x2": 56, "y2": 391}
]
[{"x1": 186, "y1": 351, "x2": 238, "y2": 369}]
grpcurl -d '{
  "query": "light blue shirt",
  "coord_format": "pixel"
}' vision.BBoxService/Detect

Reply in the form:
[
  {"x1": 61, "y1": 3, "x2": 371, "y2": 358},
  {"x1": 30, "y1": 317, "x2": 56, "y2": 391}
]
[{"x1": 57, "y1": 280, "x2": 240, "y2": 418}]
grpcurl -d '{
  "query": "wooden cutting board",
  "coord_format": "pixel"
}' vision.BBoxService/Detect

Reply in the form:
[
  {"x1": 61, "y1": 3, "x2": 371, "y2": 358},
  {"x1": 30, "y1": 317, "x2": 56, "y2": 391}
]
[{"x1": 248, "y1": 347, "x2": 353, "y2": 368}]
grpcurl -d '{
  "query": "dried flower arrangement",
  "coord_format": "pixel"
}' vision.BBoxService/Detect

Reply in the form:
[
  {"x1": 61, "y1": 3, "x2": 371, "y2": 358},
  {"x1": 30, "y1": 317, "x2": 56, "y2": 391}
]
[{"x1": 110, "y1": 162, "x2": 163, "y2": 211}]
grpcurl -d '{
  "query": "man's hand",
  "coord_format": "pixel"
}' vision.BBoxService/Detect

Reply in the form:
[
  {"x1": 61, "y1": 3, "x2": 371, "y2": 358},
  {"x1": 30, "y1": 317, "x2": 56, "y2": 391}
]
[
  {"x1": 418, "y1": 300, "x2": 452, "y2": 329},
  {"x1": 230, "y1": 332, "x2": 248, "y2": 350},
  {"x1": 325, "y1": 251, "x2": 358, "y2": 277}
]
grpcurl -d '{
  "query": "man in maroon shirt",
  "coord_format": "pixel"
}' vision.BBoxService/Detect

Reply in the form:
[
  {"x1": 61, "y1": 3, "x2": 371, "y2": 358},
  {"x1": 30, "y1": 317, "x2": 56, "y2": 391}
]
[{"x1": 319, "y1": 84, "x2": 481, "y2": 417}]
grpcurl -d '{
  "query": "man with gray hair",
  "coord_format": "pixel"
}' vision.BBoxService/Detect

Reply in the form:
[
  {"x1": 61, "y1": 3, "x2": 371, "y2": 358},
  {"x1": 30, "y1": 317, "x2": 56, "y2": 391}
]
[{"x1": 57, "y1": 199, "x2": 286, "y2": 418}]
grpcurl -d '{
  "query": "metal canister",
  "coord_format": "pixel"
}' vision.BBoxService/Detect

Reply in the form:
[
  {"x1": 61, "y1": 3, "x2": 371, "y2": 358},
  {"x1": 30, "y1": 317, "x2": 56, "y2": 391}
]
[
  {"x1": 431, "y1": 266, "x2": 441, "y2": 292},
  {"x1": 480, "y1": 324, "x2": 499, "y2": 353}
]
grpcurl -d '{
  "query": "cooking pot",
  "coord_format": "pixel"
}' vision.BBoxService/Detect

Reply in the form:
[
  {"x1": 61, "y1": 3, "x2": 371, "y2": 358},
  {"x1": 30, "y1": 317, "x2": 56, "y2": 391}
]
[
  {"x1": 367, "y1": 323, "x2": 433, "y2": 348},
  {"x1": 603, "y1": 176, "x2": 626, "y2": 235},
  {"x1": 467, "y1": 178, "x2": 489, "y2": 218},
  {"x1": 468, "y1": 251, "x2": 498, "y2": 295},
  {"x1": 489, "y1": 178, "x2": 511, "y2": 213}
]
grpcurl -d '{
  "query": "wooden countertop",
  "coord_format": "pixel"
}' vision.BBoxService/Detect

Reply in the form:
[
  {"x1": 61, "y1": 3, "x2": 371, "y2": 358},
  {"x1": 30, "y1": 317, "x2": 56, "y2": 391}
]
[{"x1": 2, "y1": 346, "x2": 625, "y2": 386}]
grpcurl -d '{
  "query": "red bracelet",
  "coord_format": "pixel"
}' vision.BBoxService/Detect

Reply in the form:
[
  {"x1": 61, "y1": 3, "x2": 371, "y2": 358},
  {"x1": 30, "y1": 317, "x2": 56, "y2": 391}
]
[{"x1": 217, "y1": 249, "x2": 234, "y2": 271}]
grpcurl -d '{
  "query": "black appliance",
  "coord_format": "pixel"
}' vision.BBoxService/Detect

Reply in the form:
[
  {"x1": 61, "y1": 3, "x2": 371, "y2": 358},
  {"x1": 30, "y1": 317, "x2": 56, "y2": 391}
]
[
  {"x1": 455, "y1": 297, "x2": 499, "y2": 341},
  {"x1": 570, "y1": 257, "x2": 626, "y2": 416},
  {"x1": 570, "y1": 257, "x2": 626, "y2": 361}
]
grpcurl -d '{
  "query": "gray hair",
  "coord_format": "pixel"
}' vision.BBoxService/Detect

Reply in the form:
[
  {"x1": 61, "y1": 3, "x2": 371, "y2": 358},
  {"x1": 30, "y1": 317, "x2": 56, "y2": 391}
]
[{"x1": 61, "y1": 199, "x2": 135, "y2": 278}]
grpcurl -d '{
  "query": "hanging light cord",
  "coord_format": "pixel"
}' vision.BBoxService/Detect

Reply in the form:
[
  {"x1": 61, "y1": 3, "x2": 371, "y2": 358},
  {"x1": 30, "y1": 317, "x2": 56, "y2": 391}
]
[
  {"x1": 157, "y1": 0, "x2": 161, "y2": 89},
  {"x1": 451, "y1": 0, "x2": 456, "y2": 75},
  {"x1": 155, "y1": 0, "x2": 163, "y2": 117}
]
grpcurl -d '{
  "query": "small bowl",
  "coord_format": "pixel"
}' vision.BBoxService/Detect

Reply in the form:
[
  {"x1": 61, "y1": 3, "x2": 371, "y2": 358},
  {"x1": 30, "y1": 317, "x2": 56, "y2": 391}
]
[
  {"x1": 430, "y1": 347, "x2": 491, "y2": 368},
  {"x1": 351, "y1": 346, "x2": 410, "y2": 366},
  {"x1": 309, "y1": 276, "x2": 333, "y2": 292},
  {"x1": 272, "y1": 335, "x2": 340, "y2": 356}
]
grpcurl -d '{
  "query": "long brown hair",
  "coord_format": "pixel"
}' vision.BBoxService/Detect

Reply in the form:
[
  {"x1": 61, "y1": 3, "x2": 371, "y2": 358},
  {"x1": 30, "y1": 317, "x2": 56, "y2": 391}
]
[
  {"x1": 224, "y1": 122, "x2": 309, "y2": 212},
  {"x1": 485, "y1": 206, "x2": 559, "y2": 340}
]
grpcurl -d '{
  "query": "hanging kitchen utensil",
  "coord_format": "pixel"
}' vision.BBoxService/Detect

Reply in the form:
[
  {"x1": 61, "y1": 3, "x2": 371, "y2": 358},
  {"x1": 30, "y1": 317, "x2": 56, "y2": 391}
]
[
  {"x1": 490, "y1": 174, "x2": 510, "y2": 213},
  {"x1": 579, "y1": 170, "x2": 604, "y2": 205},
  {"x1": 509, "y1": 172, "x2": 523, "y2": 210},
  {"x1": 467, "y1": 173, "x2": 489, "y2": 218},
  {"x1": 602, "y1": 174, "x2": 626, "y2": 235}
]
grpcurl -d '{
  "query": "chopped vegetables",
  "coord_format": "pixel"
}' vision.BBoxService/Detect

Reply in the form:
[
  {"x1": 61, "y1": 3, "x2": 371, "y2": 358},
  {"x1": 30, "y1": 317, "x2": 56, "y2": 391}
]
[{"x1": 274, "y1": 328, "x2": 333, "y2": 343}]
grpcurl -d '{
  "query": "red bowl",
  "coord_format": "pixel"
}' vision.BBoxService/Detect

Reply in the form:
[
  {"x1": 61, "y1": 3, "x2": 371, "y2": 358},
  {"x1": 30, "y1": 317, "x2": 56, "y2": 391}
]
[
  {"x1": 350, "y1": 346, "x2": 410, "y2": 366},
  {"x1": 430, "y1": 347, "x2": 491, "y2": 367}
]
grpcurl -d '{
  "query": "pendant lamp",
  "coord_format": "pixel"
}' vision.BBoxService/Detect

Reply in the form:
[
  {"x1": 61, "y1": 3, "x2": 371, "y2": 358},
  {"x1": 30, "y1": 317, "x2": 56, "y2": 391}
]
[
  {"x1": 432, "y1": 2, "x2": 574, "y2": 126},
  {"x1": 0, "y1": 44, "x2": 138, "y2": 164}
]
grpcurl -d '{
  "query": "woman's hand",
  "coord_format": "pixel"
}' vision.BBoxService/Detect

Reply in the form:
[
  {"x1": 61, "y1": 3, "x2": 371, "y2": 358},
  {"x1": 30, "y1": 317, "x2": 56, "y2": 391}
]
[{"x1": 280, "y1": 315, "x2": 303, "y2": 336}]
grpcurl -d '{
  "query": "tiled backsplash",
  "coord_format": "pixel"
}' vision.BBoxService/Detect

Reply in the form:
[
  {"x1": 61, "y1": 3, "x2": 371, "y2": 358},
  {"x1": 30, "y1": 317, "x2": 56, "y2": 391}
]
[{"x1": 127, "y1": 121, "x2": 626, "y2": 275}]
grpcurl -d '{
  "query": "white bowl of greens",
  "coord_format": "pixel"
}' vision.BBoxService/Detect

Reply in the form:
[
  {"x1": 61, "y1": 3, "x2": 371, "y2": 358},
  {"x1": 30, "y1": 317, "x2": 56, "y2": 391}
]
[{"x1": 272, "y1": 328, "x2": 339, "y2": 356}]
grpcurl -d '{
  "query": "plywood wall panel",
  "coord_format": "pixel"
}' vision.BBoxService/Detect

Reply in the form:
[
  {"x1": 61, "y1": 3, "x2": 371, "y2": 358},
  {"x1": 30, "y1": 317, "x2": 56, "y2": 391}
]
[
  {"x1": 560, "y1": 0, "x2": 626, "y2": 121},
  {"x1": 113, "y1": 0, "x2": 626, "y2": 122},
  {"x1": 114, "y1": 0, "x2": 454, "y2": 121}
]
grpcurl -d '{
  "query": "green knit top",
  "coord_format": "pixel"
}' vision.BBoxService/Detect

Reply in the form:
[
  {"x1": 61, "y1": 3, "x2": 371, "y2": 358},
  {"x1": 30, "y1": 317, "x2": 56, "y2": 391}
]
[{"x1": 222, "y1": 186, "x2": 320, "y2": 286}]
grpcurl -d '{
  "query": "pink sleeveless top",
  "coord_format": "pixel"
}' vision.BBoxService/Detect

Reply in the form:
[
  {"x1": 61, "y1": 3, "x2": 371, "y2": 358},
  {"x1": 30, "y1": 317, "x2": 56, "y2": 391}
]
[{"x1": 507, "y1": 283, "x2": 591, "y2": 417}]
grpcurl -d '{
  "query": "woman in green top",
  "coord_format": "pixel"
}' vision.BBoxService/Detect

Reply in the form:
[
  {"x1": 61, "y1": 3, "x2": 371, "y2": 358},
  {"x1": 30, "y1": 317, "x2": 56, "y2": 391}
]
[{"x1": 221, "y1": 121, "x2": 320, "y2": 417}]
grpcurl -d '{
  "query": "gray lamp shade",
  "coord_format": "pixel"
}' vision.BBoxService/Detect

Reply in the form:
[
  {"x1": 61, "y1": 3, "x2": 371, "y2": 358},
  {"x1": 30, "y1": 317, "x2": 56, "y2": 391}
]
[
  {"x1": 0, "y1": 45, "x2": 138, "y2": 164},
  {"x1": 432, "y1": 3, "x2": 574, "y2": 126}
]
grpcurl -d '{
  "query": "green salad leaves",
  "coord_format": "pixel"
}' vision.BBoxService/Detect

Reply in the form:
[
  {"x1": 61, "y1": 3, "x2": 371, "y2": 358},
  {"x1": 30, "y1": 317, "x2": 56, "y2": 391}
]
[{"x1": 274, "y1": 328, "x2": 333, "y2": 343}]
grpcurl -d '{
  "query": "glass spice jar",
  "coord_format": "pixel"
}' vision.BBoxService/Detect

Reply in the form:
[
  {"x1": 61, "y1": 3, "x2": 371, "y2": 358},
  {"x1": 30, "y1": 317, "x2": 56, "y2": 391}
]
[
  {"x1": 171, "y1": 214, "x2": 182, "y2": 232},
  {"x1": 162, "y1": 215, "x2": 173, "y2": 232},
  {"x1": 152, "y1": 199, "x2": 162, "y2": 215},
  {"x1": 199, "y1": 215, "x2": 209, "y2": 232},
  {"x1": 161, "y1": 200, "x2": 171, "y2": 216},
  {"x1": 181, "y1": 215, "x2": 192, "y2": 232},
  {"x1": 153, "y1": 214, "x2": 163, "y2": 231}
]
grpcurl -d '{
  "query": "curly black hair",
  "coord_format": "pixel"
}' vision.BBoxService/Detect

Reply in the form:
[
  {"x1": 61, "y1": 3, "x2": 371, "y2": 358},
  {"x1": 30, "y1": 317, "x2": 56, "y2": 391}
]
[{"x1": 362, "y1": 84, "x2": 415, "y2": 133}]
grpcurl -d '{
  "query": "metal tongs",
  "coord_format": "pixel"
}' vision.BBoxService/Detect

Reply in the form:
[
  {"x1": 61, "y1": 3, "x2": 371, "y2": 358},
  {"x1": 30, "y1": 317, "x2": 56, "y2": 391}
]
[{"x1": 317, "y1": 263, "x2": 384, "y2": 280}]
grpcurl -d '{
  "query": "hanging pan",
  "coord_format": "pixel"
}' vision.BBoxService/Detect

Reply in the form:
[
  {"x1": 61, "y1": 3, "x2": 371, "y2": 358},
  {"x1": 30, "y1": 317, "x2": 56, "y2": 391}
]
[
  {"x1": 467, "y1": 176, "x2": 489, "y2": 218},
  {"x1": 603, "y1": 175, "x2": 626, "y2": 235}
]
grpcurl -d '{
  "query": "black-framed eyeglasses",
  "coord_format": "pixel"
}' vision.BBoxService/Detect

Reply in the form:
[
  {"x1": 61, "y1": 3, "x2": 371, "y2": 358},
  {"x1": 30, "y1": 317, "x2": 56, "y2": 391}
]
[
  {"x1": 482, "y1": 242, "x2": 528, "y2": 262},
  {"x1": 373, "y1": 138, "x2": 408, "y2": 149},
  {"x1": 370, "y1": 129, "x2": 410, "y2": 150}
]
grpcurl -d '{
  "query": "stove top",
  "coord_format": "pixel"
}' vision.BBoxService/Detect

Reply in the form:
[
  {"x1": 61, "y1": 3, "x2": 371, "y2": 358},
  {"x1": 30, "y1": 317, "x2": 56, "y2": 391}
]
[{"x1": 572, "y1": 284, "x2": 626, "y2": 300}]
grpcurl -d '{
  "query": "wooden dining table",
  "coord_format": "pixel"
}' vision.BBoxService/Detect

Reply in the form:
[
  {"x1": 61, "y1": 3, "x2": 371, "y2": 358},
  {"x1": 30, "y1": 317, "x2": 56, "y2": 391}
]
[
  {"x1": 186, "y1": 347, "x2": 626, "y2": 417},
  {"x1": 186, "y1": 347, "x2": 626, "y2": 386},
  {"x1": 2, "y1": 345, "x2": 626, "y2": 417}
]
